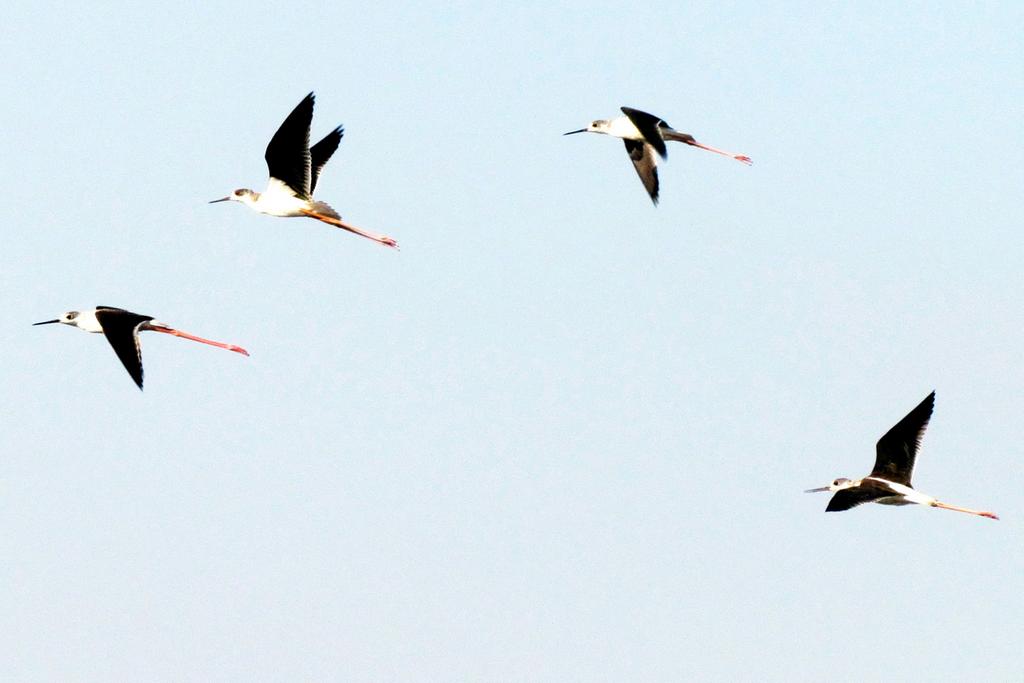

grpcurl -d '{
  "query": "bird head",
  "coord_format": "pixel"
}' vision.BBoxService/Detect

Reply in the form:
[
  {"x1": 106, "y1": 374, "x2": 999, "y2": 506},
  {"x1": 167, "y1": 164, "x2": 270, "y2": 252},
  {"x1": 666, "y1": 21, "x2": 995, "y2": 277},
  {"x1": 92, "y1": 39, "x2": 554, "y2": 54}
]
[
  {"x1": 209, "y1": 188, "x2": 256, "y2": 205},
  {"x1": 805, "y1": 477, "x2": 855, "y2": 494},
  {"x1": 33, "y1": 310, "x2": 79, "y2": 327},
  {"x1": 564, "y1": 119, "x2": 610, "y2": 136}
]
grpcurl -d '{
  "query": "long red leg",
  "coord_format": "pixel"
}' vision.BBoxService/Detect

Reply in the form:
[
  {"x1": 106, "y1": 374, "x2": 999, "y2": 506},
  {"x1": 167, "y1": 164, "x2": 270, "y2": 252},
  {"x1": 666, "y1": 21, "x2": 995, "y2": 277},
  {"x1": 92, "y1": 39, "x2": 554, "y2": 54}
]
[
  {"x1": 932, "y1": 501, "x2": 999, "y2": 520},
  {"x1": 301, "y1": 210, "x2": 399, "y2": 249},
  {"x1": 689, "y1": 140, "x2": 752, "y2": 166},
  {"x1": 146, "y1": 325, "x2": 250, "y2": 356}
]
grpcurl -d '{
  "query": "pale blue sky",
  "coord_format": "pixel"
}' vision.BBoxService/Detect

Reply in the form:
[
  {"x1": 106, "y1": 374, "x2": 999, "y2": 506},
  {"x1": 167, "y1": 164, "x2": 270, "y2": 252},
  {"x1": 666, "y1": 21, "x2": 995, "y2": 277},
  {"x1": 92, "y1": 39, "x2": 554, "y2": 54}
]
[{"x1": 1, "y1": 2, "x2": 1022, "y2": 681}]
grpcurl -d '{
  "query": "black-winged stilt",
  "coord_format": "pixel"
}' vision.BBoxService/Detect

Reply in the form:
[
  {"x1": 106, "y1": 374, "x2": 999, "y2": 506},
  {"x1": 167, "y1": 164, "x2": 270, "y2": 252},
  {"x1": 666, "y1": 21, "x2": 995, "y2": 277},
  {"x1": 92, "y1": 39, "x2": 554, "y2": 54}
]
[
  {"x1": 33, "y1": 307, "x2": 249, "y2": 390},
  {"x1": 806, "y1": 391, "x2": 998, "y2": 520},
  {"x1": 210, "y1": 92, "x2": 398, "y2": 249},
  {"x1": 564, "y1": 107, "x2": 751, "y2": 204}
]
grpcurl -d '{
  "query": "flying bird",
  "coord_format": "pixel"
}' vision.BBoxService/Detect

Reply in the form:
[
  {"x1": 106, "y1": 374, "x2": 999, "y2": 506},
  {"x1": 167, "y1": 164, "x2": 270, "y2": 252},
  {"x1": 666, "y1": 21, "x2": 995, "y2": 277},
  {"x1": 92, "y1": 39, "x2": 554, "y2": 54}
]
[
  {"x1": 564, "y1": 106, "x2": 751, "y2": 204},
  {"x1": 211, "y1": 92, "x2": 398, "y2": 248},
  {"x1": 806, "y1": 391, "x2": 998, "y2": 519},
  {"x1": 34, "y1": 307, "x2": 249, "y2": 390}
]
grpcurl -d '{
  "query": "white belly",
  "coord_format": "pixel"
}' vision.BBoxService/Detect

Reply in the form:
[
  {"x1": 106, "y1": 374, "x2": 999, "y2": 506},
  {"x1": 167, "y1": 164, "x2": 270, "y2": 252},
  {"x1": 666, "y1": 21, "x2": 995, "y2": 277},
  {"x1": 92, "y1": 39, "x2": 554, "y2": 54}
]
[
  {"x1": 254, "y1": 194, "x2": 310, "y2": 217},
  {"x1": 608, "y1": 116, "x2": 644, "y2": 140},
  {"x1": 255, "y1": 179, "x2": 312, "y2": 216}
]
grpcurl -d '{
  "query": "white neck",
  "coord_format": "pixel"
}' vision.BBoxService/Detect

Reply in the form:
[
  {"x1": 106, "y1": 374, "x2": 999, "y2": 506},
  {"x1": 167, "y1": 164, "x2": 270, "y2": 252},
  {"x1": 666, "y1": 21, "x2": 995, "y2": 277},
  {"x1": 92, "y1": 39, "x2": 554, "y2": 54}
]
[
  {"x1": 605, "y1": 116, "x2": 643, "y2": 140},
  {"x1": 239, "y1": 191, "x2": 262, "y2": 208},
  {"x1": 70, "y1": 309, "x2": 103, "y2": 333}
]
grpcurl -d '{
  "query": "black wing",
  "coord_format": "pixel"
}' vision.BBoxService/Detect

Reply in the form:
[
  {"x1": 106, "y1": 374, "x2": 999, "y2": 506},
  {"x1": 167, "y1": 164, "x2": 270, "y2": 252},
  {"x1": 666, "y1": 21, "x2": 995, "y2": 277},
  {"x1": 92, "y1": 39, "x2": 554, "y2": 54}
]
[
  {"x1": 826, "y1": 483, "x2": 892, "y2": 512},
  {"x1": 871, "y1": 391, "x2": 935, "y2": 485},
  {"x1": 623, "y1": 139, "x2": 659, "y2": 205},
  {"x1": 265, "y1": 92, "x2": 314, "y2": 198},
  {"x1": 95, "y1": 307, "x2": 154, "y2": 390},
  {"x1": 309, "y1": 126, "x2": 343, "y2": 195},
  {"x1": 621, "y1": 107, "x2": 668, "y2": 158}
]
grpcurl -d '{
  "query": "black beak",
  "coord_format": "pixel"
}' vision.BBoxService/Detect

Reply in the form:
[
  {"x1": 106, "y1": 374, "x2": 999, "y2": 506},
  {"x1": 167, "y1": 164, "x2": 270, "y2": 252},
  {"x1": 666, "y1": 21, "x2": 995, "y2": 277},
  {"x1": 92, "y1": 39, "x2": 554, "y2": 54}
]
[
  {"x1": 563, "y1": 128, "x2": 588, "y2": 136},
  {"x1": 209, "y1": 197, "x2": 231, "y2": 204},
  {"x1": 804, "y1": 486, "x2": 831, "y2": 493},
  {"x1": 33, "y1": 319, "x2": 60, "y2": 326}
]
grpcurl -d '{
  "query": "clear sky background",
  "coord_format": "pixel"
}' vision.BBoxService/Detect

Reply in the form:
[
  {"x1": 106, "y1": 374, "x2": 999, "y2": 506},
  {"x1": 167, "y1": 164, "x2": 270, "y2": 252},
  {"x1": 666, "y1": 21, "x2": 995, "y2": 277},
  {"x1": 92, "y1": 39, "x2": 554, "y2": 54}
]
[{"x1": 1, "y1": 2, "x2": 1021, "y2": 681}]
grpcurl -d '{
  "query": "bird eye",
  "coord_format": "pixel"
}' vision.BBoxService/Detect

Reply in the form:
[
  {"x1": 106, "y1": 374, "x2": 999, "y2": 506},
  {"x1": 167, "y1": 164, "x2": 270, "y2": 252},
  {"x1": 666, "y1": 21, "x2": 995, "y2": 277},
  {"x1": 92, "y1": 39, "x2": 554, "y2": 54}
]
[
  {"x1": 833, "y1": 479, "x2": 841, "y2": 486},
  {"x1": 66, "y1": 311, "x2": 78, "y2": 320},
  {"x1": 234, "y1": 189, "x2": 244, "y2": 196}
]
